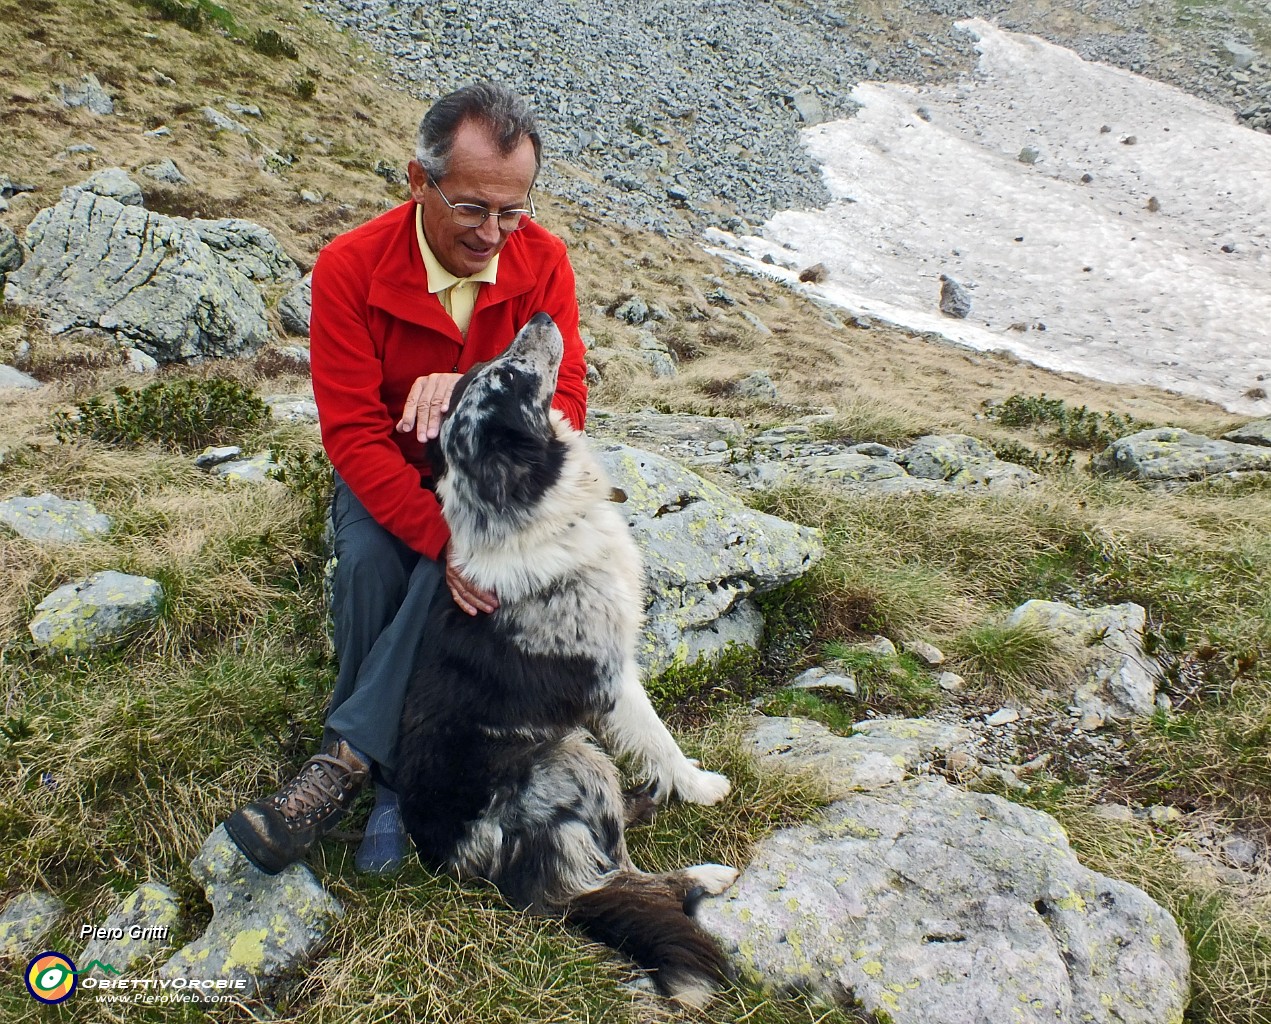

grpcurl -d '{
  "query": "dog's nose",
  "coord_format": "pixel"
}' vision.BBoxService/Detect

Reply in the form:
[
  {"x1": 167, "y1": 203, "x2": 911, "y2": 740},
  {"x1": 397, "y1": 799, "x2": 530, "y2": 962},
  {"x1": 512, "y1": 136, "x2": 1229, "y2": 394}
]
[{"x1": 529, "y1": 311, "x2": 553, "y2": 328}]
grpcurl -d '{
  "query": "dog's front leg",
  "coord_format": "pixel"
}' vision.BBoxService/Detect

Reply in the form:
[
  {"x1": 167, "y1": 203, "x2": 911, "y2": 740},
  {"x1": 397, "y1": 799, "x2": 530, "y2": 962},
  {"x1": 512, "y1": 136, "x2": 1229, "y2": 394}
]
[{"x1": 597, "y1": 661, "x2": 730, "y2": 806}]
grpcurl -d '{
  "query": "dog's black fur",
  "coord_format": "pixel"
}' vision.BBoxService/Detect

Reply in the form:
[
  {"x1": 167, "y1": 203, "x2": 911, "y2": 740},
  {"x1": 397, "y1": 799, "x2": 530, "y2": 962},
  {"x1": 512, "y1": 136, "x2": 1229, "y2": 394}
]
[{"x1": 395, "y1": 313, "x2": 735, "y2": 1005}]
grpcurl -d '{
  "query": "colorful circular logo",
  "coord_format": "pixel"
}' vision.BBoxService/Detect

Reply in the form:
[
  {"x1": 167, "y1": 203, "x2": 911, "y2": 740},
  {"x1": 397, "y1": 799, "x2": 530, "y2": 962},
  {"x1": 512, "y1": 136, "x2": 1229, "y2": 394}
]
[{"x1": 25, "y1": 952, "x2": 77, "y2": 1004}]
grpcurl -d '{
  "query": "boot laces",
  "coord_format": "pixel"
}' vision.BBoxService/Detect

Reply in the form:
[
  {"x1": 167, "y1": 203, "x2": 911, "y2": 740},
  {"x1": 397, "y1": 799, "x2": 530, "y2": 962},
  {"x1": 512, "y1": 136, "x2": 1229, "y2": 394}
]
[{"x1": 274, "y1": 752, "x2": 360, "y2": 818}]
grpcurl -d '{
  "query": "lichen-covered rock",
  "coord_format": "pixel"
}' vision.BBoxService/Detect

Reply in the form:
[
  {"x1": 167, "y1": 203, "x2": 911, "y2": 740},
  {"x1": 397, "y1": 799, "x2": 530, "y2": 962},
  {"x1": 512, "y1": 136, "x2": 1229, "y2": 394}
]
[
  {"x1": 195, "y1": 445, "x2": 243, "y2": 469},
  {"x1": 1094, "y1": 427, "x2": 1271, "y2": 482},
  {"x1": 0, "y1": 891, "x2": 65, "y2": 959},
  {"x1": 190, "y1": 218, "x2": 300, "y2": 283},
  {"x1": 0, "y1": 493, "x2": 112, "y2": 543},
  {"x1": 1007, "y1": 600, "x2": 1161, "y2": 721},
  {"x1": 278, "y1": 273, "x2": 312, "y2": 336},
  {"x1": 782, "y1": 451, "x2": 935, "y2": 494},
  {"x1": 4, "y1": 189, "x2": 268, "y2": 363},
  {"x1": 210, "y1": 452, "x2": 278, "y2": 484},
  {"x1": 597, "y1": 443, "x2": 822, "y2": 673},
  {"x1": 699, "y1": 776, "x2": 1189, "y2": 1024},
  {"x1": 749, "y1": 716, "x2": 971, "y2": 795},
  {"x1": 899, "y1": 434, "x2": 1041, "y2": 491},
  {"x1": 586, "y1": 409, "x2": 744, "y2": 447},
  {"x1": 158, "y1": 826, "x2": 342, "y2": 998},
  {"x1": 28, "y1": 570, "x2": 163, "y2": 651},
  {"x1": 78, "y1": 167, "x2": 143, "y2": 207},
  {"x1": 726, "y1": 431, "x2": 1037, "y2": 496},
  {"x1": 79, "y1": 883, "x2": 182, "y2": 974},
  {"x1": 1220, "y1": 416, "x2": 1271, "y2": 448}
]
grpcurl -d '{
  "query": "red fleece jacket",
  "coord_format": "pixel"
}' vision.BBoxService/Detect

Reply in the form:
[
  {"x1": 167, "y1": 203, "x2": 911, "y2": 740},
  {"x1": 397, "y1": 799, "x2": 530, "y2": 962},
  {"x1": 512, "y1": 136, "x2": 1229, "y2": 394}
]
[{"x1": 309, "y1": 201, "x2": 588, "y2": 559}]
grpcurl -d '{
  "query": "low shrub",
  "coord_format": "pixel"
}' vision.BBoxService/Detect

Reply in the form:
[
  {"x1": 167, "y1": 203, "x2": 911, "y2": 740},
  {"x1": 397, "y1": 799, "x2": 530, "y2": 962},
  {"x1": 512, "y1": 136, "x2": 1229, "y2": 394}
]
[
  {"x1": 53, "y1": 376, "x2": 270, "y2": 452},
  {"x1": 986, "y1": 393, "x2": 1149, "y2": 451},
  {"x1": 253, "y1": 28, "x2": 299, "y2": 58}
]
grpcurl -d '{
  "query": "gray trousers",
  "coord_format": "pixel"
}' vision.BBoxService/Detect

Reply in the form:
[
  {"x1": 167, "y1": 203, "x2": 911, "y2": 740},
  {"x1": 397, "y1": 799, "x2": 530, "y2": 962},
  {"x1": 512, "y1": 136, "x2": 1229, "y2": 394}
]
[{"x1": 321, "y1": 474, "x2": 444, "y2": 786}]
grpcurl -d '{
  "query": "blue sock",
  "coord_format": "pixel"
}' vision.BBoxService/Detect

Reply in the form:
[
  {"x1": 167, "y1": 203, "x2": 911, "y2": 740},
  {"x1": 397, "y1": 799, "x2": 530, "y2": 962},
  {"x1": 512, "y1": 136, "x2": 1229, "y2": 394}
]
[{"x1": 356, "y1": 784, "x2": 405, "y2": 875}]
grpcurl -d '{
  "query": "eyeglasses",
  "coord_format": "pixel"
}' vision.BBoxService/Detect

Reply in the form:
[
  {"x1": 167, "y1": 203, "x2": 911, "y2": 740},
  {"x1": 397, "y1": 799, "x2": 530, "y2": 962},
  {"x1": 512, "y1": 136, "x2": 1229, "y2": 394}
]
[{"x1": 430, "y1": 178, "x2": 535, "y2": 231}]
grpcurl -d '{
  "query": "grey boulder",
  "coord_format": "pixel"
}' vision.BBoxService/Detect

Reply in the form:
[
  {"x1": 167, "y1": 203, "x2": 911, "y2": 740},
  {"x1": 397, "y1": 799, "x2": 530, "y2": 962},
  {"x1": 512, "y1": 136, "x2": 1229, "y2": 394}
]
[
  {"x1": 278, "y1": 272, "x2": 312, "y2": 335},
  {"x1": 0, "y1": 891, "x2": 65, "y2": 959},
  {"x1": 749, "y1": 716, "x2": 971, "y2": 794},
  {"x1": 900, "y1": 433, "x2": 1041, "y2": 492},
  {"x1": 4, "y1": 188, "x2": 268, "y2": 363},
  {"x1": 1094, "y1": 427, "x2": 1271, "y2": 482},
  {"x1": 699, "y1": 774, "x2": 1190, "y2": 1024},
  {"x1": 264, "y1": 395, "x2": 319, "y2": 423},
  {"x1": 158, "y1": 826, "x2": 343, "y2": 998},
  {"x1": 0, "y1": 493, "x2": 112, "y2": 543},
  {"x1": 0, "y1": 223, "x2": 23, "y2": 275},
  {"x1": 58, "y1": 73, "x2": 113, "y2": 115},
  {"x1": 28, "y1": 570, "x2": 164, "y2": 651},
  {"x1": 0, "y1": 365, "x2": 41, "y2": 389},
  {"x1": 1008, "y1": 600, "x2": 1161, "y2": 721},
  {"x1": 139, "y1": 159, "x2": 189, "y2": 185},
  {"x1": 210, "y1": 451, "x2": 278, "y2": 484},
  {"x1": 1221, "y1": 416, "x2": 1271, "y2": 447},
  {"x1": 939, "y1": 273, "x2": 972, "y2": 318},
  {"x1": 78, "y1": 167, "x2": 144, "y2": 206},
  {"x1": 190, "y1": 218, "x2": 300, "y2": 283},
  {"x1": 596, "y1": 443, "x2": 822, "y2": 673},
  {"x1": 79, "y1": 882, "x2": 182, "y2": 974}
]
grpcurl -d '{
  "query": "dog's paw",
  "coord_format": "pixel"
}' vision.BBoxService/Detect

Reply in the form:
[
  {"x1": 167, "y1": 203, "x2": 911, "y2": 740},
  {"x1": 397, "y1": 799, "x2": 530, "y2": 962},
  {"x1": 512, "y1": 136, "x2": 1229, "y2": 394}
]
[
  {"x1": 685, "y1": 862, "x2": 740, "y2": 895},
  {"x1": 675, "y1": 768, "x2": 731, "y2": 805}
]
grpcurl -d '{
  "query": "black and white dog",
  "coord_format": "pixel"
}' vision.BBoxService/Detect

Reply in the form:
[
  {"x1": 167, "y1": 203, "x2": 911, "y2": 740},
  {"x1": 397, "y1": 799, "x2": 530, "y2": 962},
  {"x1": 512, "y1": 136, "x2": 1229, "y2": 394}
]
[{"x1": 396, "y1": 313, "x2": 736, "y2": 1006}]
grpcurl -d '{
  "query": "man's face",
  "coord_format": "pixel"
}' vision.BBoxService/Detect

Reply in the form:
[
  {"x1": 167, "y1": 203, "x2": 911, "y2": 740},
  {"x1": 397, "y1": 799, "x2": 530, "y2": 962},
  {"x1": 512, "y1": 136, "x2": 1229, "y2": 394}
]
[{"x1": 408, "y1": 119, "x2": 538, "y2": 279}]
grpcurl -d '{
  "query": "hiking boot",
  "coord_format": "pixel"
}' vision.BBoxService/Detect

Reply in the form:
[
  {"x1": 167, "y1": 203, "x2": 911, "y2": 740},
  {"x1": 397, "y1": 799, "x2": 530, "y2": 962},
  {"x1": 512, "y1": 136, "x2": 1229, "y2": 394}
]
[{"x1": 224, "y1": 739, "x2": 370, "y2": 875}]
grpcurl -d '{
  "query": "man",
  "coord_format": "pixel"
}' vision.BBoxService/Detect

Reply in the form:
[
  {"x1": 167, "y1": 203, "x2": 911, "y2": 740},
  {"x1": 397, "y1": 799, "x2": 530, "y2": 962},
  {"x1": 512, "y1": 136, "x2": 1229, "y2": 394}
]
[{"x1": 224, "y1": 83, "x2": 588, "y2": 875}]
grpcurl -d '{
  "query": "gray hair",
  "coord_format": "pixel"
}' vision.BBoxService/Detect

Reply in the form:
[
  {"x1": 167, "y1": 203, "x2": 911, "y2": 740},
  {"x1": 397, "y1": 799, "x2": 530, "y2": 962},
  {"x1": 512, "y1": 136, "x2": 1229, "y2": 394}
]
[{"x1": 415, "y1": 82, "x2": 542, "y2": 182}]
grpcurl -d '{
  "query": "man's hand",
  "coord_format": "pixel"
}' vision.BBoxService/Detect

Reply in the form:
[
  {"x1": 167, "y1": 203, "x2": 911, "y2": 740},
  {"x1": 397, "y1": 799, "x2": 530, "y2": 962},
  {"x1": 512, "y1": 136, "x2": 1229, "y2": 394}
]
[
  {"x1": 397, "y1": 372, "x2": 462, "y2": 442},
  {"x1": 444, "y1": 543, "x2": 498, "y2": 616}
]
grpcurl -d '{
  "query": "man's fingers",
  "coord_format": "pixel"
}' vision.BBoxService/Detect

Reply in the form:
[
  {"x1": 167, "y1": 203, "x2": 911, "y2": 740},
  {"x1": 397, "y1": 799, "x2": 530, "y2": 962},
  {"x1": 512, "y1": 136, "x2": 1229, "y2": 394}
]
[
  {"x1": 449, "y1": 585, "x2": 478, "y2": 616},
  {"x1": 420, "y1": 373, "x2": 462, "y2": 442},
  {"x1": 444, "y1": 554, "x2": 498, "y2": 616},
  {"x1": 396, "y1": 377, "x2": 427, "y2": 433},
  {"x1": 422, "y1": 390, "x2": 447, "y2": 443}
]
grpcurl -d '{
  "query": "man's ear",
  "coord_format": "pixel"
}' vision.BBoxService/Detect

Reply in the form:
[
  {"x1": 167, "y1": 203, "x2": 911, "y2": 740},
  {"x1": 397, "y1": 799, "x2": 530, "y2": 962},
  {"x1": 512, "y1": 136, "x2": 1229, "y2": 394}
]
[{"x1": 407, "y1": 159, "x2": 429, "y2": 204}]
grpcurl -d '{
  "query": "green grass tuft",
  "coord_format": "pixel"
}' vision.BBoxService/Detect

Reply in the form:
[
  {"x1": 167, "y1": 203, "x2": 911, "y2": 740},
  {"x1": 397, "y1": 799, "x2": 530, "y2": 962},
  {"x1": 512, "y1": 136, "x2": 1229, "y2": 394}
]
[{"x1": 946, "y1": 618, "x2": 1080, "y2": 698}]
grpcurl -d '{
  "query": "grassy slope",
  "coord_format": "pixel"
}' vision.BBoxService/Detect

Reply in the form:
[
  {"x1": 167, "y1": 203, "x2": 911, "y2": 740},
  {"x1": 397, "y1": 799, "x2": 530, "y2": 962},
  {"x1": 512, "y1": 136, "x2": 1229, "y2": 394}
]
[{"x1": 1, "y1": 1, "x2": 1268, "y2": 1022}]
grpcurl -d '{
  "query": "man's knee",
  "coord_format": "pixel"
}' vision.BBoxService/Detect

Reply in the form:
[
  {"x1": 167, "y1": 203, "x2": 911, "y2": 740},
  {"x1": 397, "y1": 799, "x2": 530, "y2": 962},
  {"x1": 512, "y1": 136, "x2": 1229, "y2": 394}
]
[{"x1": 333, "y1": 517, "x2": 416, "y2": 611}]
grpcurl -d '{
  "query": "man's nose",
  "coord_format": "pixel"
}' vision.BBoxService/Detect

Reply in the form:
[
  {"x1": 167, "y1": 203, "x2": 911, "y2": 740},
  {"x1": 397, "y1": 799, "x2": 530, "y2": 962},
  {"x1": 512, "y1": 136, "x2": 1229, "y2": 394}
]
[{"x1": 475, "y1": 215, "x2": 502, "y2": 244}]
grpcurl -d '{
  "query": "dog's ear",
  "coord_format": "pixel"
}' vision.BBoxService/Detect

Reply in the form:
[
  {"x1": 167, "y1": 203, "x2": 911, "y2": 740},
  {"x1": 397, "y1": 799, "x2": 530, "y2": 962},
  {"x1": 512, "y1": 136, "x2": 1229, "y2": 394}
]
[{"x1": 472, "y1": 429, "x2": 566, "y2": 511}]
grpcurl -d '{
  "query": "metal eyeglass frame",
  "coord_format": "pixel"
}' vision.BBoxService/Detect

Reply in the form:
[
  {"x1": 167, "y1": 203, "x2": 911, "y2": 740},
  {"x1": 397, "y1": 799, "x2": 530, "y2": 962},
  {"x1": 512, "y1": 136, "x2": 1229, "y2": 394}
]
[{"x1": 429, "y1": 177, "x2": 535, "y2": 231}]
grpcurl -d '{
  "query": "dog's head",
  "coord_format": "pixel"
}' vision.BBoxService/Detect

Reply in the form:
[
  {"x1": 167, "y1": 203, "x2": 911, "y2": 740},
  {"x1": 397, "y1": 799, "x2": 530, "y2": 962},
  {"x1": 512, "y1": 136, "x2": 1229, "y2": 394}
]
[{"x1": 430, "y1": 312, "x2": 568, "y2": 528}]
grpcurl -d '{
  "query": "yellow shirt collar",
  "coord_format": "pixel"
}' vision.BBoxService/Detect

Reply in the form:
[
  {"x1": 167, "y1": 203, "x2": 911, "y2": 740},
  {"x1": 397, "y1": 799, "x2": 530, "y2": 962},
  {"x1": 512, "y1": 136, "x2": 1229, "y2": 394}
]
[{"x1": 416, "y1": 205, "x2": 499, "y2": 293}]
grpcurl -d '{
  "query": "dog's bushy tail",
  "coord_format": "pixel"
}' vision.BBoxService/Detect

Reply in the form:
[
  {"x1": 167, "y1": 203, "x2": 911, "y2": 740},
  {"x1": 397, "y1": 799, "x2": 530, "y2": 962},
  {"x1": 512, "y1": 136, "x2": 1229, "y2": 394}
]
[{"x1": 565, "y1": 872, "x2": 730, "y2": 1008}]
